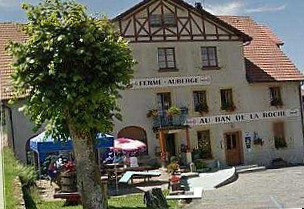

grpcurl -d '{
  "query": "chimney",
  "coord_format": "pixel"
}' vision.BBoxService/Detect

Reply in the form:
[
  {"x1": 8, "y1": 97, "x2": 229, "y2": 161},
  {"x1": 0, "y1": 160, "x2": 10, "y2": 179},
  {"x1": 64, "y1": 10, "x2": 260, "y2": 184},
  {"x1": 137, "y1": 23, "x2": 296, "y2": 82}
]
[{"x1": 195, "y1": 2, "x2": 203, "y2": 10}]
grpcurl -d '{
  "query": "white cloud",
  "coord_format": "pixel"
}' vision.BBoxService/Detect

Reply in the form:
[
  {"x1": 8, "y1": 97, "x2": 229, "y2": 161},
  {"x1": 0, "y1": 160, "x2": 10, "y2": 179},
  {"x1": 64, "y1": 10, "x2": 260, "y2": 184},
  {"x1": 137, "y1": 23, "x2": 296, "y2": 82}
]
[
  {"x1": 204, "y1": 1, "x2": 244, "y2": 15},
  {"x1": 245, "y1": 4, "x2": 286, "y2": 13},
  {"x1": 203, "y1": 1, "x2": 287, "y2": 16}
]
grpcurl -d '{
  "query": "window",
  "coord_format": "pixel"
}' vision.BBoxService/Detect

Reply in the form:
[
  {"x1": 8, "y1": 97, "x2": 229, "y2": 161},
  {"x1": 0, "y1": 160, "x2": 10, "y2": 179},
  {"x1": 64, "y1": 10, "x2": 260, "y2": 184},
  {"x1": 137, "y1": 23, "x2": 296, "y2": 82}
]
[
  {"x1": 226, "y1": 133, "x2": 237, "y2": 150},
  {"x1": 150, "y1": 14, "x2": 177, "y2": 27},
  {"x1": 201, "y1": 47, "x2": 218, "y2": 68},
  {"x1": 150, "y1": 14, "x2": 162, "y2": 27},
  {"x1": 197, "y1": 130, "x2": 212, "y2": 159},
  {"x1": 157, "y1": 92, "x2": 171, "y2": 111},
  {"x1": 158, "y1": 48, "x2": 176, "y2": 69},
  {"x1": 220, "y1": 89, "x2": 235, "y2": 111},
  {"x1": 273, "y1": 121, "x2": 287, "y2": 149},
  {"x1": 193, "y1": 91, "x2": 208, "y2": 113},
  {"x1": 270, "y1": 87, "x2": 283, "y2": 106},
  {"x1": 163, "y1": 14, "x2": 176, "y2": 26}
]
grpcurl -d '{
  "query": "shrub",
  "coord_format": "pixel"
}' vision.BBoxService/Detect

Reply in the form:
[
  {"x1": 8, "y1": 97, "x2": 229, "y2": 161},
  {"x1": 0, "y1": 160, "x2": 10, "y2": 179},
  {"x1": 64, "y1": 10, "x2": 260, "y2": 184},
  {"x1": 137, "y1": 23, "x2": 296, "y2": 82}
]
[
  {"x1": 167, "y1": 106, "x2": 181, "y2": 117},
  {"x1": 17, "y1": 165, "x2": 37, "y2": 188}
]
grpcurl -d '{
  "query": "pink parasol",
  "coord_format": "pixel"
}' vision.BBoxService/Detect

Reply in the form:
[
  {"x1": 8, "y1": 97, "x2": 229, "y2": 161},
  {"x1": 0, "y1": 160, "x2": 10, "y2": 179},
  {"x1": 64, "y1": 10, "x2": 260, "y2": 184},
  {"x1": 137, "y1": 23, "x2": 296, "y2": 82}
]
[{"x1": 111, "y1": 137, "x2": 147, "y2": 155}]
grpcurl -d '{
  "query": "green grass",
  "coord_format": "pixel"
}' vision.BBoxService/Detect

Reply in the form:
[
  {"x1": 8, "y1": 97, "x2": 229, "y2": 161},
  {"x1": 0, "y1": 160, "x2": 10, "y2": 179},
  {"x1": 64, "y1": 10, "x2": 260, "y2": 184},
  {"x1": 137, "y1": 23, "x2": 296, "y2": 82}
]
[
  {"x1": 34, "y1": 193, "x2": 180, "y2": 209},
  {"x1": 3, "y1": 147, "x2": 180, "y2": 209},
  {"x1": 3, "y1": 147, "x2": 21, "y2": 209}
]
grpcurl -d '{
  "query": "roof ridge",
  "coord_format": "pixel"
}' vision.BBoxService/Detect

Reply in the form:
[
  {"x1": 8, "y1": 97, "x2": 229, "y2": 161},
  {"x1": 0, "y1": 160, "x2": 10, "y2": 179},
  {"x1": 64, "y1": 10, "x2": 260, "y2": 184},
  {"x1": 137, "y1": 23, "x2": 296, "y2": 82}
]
[{"x1": 217, "y1": 15, "x2": 251, "y2": 18}]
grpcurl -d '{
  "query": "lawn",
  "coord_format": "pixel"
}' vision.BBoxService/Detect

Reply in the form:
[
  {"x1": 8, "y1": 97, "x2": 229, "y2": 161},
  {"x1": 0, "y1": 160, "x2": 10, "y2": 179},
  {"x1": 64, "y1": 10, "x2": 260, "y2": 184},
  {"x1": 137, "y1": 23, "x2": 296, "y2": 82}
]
[
  {"x1": 35, "y1": 193, "x2": 180, "y2": 209},
  {"x1": 3, "y1": 147, "x2": 21, "y2": 209},
  {"x1": 3, "y1": 147, "x2": 180, "y2": 209}
]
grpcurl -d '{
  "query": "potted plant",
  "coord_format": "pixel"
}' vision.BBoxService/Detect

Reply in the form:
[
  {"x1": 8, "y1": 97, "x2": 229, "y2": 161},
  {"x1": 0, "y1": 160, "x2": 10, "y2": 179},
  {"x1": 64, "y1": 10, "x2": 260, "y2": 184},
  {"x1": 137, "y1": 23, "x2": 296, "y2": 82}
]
[
  {"x1": 191, "y1": 147, "x2": 201, "y2": 161},
  {"x1": 167, "y1": 106, "x2": 181, "y2": 118},
  {"x1": 253, "y1": 132, "x2": 264, "y2": 146},
  {"x1": 274, "y1": 136, "x2": 287, "y2": 149},
  {"x1": 271, "y1": 99, "x2": 283, "y2": 107},
  {"x1": 195, "y1": 103, "x2": 209, "y2": 115},
  {"x1": 253, "y1": 137, "x2": 264, "y2": 146},
  {"x1": 147, "y1": 109, "x2": 159, "y2": 119},
  {"x1": 221, "y1": 103, "x2": 236, "y2": 112}
]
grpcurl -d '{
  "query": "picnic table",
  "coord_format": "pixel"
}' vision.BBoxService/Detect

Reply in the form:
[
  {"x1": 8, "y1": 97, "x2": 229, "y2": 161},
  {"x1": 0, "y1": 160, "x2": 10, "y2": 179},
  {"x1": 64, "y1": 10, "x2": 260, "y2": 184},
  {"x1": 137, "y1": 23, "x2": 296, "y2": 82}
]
[
  {"x1": 119, "y1": 170, "x2": 162, "y2": 184},
  {"x1": 104, "y1": 165, "x2": 155, "y2": 181}
]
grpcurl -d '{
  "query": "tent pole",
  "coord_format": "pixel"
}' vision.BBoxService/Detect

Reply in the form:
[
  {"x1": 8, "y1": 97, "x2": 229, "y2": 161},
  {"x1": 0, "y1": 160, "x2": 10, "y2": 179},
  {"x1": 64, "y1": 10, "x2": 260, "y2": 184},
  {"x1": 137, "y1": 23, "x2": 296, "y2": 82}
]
[{"x1": 37, "y1": 151, "x2": 41, "y2": 179}]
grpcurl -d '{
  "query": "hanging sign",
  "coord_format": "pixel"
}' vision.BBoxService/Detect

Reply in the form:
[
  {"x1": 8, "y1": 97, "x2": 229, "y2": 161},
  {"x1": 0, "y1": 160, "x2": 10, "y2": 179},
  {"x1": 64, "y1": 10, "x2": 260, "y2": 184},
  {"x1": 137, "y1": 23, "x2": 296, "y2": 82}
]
[
  {"x1": 187, "y1": 109, "x2": 300, "y2": 127},
  {"x1": 130, "y1": 75, "x2": 211, "y2": 89}
]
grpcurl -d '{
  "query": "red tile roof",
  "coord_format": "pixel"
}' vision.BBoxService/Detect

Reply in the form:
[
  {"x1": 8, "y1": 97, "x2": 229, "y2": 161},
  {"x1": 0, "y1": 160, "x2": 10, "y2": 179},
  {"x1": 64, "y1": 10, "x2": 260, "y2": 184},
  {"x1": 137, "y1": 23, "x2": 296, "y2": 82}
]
[
  {"x1": 0, "y1": 23, "x2": 27, "y2": 100},
  {"x1": 0, "y1": 16, "x2": 303, "y2": 100},
  {"x1": 219, "y1": 16, "x2": 304, "y2": 83}
]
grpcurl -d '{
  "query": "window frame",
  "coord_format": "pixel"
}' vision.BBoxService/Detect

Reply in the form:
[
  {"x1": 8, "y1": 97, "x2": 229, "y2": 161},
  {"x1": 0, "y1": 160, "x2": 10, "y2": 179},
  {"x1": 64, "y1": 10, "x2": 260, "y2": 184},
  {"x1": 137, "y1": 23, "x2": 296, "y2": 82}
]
[
  {"x1": 150, "y1": 14, "x2": 177, "y2": 27},
  {"x1": 157, "y1": 47, "x2": 176, "y2": 70},
  {"x1": 193, "y1": 90, "x2": 208, "y2": 113},
  {"x1": 220, "y1": 89, "x2": 235, "y2": 111},
  {"x1": 150, "y1": 14, "x2": 162, "y2": 27},
  {"x1": 201, "y1": 46, "x2": 218, "y2": 68},
  {"x1": 157, "y1": 92, "x2": 172, "y2": 111},
  {"x1": 269, "y1": 87, "x2": 283, "y2": 106},
  {"x1": 163, "y1": 13, "x2": 177, "y2": 27}
]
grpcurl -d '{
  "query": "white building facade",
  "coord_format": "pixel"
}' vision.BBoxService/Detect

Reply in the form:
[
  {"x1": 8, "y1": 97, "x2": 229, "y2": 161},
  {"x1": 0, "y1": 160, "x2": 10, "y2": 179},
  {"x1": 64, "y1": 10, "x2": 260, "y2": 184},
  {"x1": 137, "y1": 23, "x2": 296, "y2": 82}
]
[
  {"x1": 111, "y1": 0, "x2": 304, "y2": 167},
  {"x1": 1, "y1": 0, "x2": 304, "y2": 167}
]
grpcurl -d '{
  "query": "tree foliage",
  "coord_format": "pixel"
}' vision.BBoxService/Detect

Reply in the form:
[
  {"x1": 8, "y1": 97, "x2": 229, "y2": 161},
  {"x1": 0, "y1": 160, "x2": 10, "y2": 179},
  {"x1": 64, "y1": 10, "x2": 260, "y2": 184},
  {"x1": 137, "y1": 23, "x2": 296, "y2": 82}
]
[{"x1": 8, "y1": 0, "x2": 135, "y2": 140}]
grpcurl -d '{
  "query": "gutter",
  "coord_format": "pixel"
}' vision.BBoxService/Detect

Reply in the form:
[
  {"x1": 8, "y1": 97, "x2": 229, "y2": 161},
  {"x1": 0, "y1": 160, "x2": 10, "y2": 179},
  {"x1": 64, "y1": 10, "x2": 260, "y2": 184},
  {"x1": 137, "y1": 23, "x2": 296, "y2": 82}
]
[{"x1": 298, "y1": 83, "x2": 304, "y2": 148}]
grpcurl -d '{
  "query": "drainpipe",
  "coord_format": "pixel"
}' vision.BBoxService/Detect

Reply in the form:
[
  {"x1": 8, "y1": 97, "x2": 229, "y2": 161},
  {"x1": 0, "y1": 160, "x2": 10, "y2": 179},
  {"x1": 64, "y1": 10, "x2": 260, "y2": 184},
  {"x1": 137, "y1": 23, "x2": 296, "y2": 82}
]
[
  {"x1": 298, "y1": 83, "x2": 304, "y2": 148},
  {"x1": 2, "y1": 103, "x2": 15, "y2": 152}
]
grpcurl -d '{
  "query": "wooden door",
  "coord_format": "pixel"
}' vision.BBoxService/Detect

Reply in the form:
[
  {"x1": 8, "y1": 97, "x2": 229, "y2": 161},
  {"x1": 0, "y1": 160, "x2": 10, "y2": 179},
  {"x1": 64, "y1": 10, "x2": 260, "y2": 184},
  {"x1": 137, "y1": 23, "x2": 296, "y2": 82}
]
[{"x1": 225, "y1": 132, "x2": 243, "y2": 166}]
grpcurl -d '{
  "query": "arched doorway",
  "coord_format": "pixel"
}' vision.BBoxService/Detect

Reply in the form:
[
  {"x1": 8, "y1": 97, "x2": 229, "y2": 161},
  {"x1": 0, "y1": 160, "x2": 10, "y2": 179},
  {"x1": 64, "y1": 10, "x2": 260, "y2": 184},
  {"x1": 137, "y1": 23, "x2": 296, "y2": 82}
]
[{"x1": 118, "y1": 126, "x2": 148, "y2": 153}]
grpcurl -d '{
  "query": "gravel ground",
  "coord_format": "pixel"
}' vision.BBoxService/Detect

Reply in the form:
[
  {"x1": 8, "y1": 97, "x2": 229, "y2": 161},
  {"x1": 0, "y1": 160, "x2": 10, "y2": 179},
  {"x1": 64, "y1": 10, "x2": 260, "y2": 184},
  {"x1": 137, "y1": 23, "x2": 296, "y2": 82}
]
[{"x1": 187, "y1": 166, "x2": 304, "y2": 209}]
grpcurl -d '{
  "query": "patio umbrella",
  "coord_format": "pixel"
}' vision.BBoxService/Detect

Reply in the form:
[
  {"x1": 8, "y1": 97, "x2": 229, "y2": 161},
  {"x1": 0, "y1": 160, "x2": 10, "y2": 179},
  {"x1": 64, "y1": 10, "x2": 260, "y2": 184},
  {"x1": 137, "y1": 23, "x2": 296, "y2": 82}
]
[
  {"x1": 110, "y1": 137, "x2": 146, "y2": 195},
  {"x1": 111, "y1": 137, "x2": 147, "y2": 155}
]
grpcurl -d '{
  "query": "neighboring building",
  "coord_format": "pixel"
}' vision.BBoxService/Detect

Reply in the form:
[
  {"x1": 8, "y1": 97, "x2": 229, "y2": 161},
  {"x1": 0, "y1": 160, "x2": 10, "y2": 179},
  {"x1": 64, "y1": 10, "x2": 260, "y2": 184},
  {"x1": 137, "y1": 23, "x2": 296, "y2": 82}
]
[{"x1": 1, "y1": 0, "x2": 304, "y2": 167}]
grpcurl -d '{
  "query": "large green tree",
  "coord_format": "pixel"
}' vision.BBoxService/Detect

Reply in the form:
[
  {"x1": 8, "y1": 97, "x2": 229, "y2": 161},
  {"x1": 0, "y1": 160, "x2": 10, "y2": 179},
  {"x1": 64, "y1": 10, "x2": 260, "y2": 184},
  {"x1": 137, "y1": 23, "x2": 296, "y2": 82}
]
[{"x1": 8, "y1": 0, "x2": 135, "y2": 208}]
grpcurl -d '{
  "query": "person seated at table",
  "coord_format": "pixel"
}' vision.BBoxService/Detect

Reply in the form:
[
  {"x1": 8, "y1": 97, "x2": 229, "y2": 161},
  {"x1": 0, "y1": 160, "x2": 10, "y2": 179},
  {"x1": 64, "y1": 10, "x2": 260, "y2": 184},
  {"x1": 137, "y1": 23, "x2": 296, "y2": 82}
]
[
  {"x1": 130, "y1": 152, "x2": 139, "y2": 168},
  {"x1": 113, "y1": 151, "x2": 123, "y2": 163},
  {"x1": 103, "y1": 151, "x2": 114, "y2": 164}
]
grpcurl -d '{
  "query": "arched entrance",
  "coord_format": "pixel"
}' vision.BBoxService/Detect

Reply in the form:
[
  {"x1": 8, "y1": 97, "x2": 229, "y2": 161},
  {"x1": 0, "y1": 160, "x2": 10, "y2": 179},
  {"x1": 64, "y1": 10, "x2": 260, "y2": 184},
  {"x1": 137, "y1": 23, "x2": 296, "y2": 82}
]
[{"x1": 118, "y1": 126, "x2": 148, "y2": 153}]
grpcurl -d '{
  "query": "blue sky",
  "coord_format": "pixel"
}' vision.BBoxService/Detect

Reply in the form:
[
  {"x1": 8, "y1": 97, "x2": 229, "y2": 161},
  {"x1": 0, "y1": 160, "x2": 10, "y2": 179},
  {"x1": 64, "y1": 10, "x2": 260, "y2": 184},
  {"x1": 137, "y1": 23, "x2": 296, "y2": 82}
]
[{"x1": 1, "y1": 0, "x2": 303, "y2": 71}]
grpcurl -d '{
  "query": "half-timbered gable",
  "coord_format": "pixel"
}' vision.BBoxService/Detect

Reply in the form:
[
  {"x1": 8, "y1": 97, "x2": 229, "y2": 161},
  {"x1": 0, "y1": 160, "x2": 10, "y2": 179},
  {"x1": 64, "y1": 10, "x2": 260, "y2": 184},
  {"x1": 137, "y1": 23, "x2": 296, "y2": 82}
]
[{"x1": 113, "y1": 0, "x2": 251, "y2": 43}]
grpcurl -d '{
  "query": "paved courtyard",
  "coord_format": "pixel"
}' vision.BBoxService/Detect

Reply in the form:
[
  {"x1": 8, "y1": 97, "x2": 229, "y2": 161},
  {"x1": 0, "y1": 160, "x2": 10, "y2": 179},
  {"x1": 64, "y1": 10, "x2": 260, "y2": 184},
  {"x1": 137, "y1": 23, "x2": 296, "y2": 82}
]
[{"x1": 188, "y1": 166, "x2": 304, "y2": 209}]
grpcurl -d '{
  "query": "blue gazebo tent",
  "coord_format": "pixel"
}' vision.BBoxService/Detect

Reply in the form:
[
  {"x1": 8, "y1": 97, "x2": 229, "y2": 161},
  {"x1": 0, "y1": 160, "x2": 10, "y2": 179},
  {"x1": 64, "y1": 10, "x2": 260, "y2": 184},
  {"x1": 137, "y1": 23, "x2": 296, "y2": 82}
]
[{"x1": 29, "y1": 131, "x2": 114, "y2": 171}]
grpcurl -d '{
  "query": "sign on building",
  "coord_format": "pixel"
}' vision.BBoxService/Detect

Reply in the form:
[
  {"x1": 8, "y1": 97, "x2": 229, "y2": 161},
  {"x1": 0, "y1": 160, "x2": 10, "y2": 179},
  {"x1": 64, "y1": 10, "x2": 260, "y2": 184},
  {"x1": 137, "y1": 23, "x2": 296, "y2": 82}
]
[
  {"x1": 187, "y1": 109, "x2": 300, "y2": 127},
  {"x1": 130, "y1": 75, "x2": 211, "y2": 89}
]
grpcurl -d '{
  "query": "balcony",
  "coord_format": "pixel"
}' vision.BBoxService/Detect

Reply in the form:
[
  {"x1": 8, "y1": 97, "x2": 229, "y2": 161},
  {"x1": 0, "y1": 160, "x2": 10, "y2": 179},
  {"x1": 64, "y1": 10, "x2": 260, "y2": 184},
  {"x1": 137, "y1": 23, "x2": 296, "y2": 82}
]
[{"x1": 150, "y1": 107, "x2": 188, "y2": 131}]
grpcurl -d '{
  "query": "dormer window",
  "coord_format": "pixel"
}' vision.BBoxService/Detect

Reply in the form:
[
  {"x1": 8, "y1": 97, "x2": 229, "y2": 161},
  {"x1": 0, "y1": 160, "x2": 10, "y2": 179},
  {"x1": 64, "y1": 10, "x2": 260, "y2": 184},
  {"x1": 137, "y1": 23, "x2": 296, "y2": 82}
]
[{"x1": 150, "y1": 14, "x2": 177, "y2": 27}]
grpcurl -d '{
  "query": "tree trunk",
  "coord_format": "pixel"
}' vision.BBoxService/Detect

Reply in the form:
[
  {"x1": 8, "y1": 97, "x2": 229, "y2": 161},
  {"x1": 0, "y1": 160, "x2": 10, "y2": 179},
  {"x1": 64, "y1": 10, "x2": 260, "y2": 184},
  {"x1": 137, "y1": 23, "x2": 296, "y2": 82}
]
[{"x1": 70, "y1": 127, "x2": 104, "y2": 209}]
